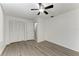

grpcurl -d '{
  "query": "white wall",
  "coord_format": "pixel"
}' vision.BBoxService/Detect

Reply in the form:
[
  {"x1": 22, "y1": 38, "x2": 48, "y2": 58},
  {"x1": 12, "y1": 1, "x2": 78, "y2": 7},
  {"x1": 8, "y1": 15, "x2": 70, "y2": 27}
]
[
  {"x1": 36, "y1": 18, "x2": 46, "y2": 42},
  {"x1": 0, "y1": 5, "x2": 5, "y2": 55},
  {"x1": 44, "y1": 9, "x2": 79, "y2": 52},
  {"x1": 4, "y1": 15, "x2": 34, "y2": 44}
]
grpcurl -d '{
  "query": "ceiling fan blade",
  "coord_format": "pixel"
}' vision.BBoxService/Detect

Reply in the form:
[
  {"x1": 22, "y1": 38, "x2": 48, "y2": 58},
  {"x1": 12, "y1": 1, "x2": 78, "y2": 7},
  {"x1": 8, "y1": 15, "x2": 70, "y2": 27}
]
[
  {"x1": 44, "y1": 11, "x2": 48, "y2": 14},
  {"x1": 31, "y1": 9, "x2": 38, "y2": 10},
  {"x1": 37, "y1": 12, "x2": 40, "y2": 15},
  {"x1": 45, "y1": 5, "x2": 53, "y2": 9}
]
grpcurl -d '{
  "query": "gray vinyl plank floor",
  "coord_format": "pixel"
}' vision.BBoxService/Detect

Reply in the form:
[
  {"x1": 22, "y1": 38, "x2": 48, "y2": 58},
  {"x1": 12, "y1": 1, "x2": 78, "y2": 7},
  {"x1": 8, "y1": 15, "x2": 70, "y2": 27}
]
[{"x1": 1, "y1": 40, "x2": 79, "y2": 56}]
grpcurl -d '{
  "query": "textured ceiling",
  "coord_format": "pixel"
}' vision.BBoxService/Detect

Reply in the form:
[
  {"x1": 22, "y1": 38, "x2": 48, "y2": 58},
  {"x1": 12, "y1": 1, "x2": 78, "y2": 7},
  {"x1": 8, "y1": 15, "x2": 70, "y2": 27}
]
[{"x1": 2, "y1": 3, "x2": 79, "y2": 20}]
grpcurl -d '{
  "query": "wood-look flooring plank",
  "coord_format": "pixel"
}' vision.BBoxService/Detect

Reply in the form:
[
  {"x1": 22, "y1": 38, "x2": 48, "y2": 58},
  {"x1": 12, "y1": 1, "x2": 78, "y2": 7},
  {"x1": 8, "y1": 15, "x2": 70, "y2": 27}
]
[
  {"x1": 1, "y1": 40, "x2": 79, "y2": 56},
  {"x1": 39, "y1": 41, "x2": 79, "y2": 56},
  {"x1": 36, "y1": 44, "x2": 59, "y2": 56}
]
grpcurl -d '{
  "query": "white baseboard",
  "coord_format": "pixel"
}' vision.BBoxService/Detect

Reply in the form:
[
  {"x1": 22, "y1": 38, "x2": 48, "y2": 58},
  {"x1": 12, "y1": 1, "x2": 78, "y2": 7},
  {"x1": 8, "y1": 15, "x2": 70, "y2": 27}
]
[
  {"x1": 46, "y1": 40, "x2": 79, "y2": 52},
  {"x1": 37, "y1": 40, "x2": 44, "y2": 43}
]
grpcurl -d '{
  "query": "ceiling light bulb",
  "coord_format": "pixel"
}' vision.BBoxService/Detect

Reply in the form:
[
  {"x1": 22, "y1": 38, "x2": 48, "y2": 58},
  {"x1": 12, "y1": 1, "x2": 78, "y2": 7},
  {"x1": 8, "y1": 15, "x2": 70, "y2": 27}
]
[{"x1": 39, "y1": 9, "x2": 44, "y2": 13}]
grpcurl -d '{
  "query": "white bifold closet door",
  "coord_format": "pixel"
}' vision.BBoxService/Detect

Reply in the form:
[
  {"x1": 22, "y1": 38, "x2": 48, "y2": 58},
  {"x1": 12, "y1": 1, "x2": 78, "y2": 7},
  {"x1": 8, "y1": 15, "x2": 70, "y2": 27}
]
[{"x1": 9, "y1": 20, "x2": 27, "y2": 43}]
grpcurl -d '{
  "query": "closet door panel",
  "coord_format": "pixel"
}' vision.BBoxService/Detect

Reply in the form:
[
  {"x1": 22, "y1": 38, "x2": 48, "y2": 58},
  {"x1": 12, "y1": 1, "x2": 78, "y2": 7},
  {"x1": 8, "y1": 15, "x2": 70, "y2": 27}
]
[{"x1": 9, "y1": 20, "x2": 27, "y2": 43}]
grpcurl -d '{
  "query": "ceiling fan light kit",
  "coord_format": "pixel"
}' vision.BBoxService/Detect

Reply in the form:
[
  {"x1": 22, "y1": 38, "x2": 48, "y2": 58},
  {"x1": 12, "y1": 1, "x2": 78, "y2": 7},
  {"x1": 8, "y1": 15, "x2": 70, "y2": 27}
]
[{"x1": 39, "y1": 8, "x2": 44, "y2": 13}]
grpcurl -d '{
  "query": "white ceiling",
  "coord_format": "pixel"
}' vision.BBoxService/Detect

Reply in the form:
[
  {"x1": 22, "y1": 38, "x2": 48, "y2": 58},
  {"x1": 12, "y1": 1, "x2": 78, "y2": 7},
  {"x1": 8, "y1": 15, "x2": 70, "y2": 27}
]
[{"x1": 2, "y1": 3, "x2": 79, "y2": 20}]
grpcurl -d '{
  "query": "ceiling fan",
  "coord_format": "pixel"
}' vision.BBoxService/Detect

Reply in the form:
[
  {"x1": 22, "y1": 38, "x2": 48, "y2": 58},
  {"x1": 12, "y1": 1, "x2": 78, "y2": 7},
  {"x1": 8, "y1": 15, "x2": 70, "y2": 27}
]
[{"x1": 31, "y1": 3, "x2": 54, "y2": 15}]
